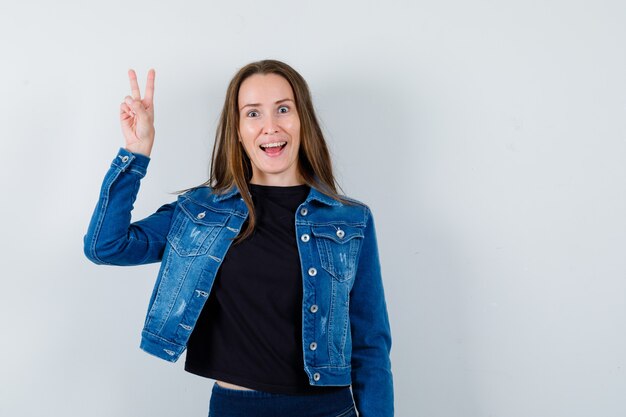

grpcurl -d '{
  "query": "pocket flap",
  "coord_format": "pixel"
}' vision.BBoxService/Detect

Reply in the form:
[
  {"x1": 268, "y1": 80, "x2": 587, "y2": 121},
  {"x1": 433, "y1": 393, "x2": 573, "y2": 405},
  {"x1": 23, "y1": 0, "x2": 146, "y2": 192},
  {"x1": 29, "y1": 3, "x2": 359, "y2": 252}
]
[
  {"x1": 311, "y1": 224, "x2": 364, "y2": 243},
  {"x1": 179, "y1": 198, "x2": 230, "y2": 227}
]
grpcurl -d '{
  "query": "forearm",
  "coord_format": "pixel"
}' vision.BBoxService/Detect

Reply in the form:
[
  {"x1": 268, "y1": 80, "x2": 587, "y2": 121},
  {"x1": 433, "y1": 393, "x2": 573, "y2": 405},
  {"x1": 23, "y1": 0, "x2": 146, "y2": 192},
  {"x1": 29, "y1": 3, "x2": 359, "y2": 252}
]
[
  {"x1": 350, "y1": 207, "x2": 395, "y2": 417},
  {"x1": 83, "y1": 147, "x2": 170, "y2": 266}
]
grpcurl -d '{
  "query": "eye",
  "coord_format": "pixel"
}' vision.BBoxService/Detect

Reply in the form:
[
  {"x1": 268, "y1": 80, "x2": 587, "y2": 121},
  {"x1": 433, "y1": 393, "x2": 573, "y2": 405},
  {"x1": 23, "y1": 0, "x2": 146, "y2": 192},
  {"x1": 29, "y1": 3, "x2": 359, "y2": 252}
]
[
  {"x1": 278, "y1": 105, "x2": 289, "y2": 113},
  {"x1": 246, "y1": 110, "x2": 259, "y2": 117}
]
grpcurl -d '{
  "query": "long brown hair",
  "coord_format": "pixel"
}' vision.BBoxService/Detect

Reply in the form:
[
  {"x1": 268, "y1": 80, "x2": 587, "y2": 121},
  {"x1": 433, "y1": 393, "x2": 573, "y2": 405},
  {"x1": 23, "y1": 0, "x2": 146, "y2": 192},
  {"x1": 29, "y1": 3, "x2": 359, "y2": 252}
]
[{"x1": 174, "y1": 59, "x2": 352, "y2": 243}]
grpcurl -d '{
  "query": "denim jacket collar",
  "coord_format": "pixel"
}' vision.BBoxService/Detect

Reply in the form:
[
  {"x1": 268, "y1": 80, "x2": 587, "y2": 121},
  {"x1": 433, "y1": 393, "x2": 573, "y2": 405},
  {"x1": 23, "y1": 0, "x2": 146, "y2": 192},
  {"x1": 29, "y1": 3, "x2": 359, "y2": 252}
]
[{"x1": 213, "y1": 182, "x2": 342, "y2": 207}]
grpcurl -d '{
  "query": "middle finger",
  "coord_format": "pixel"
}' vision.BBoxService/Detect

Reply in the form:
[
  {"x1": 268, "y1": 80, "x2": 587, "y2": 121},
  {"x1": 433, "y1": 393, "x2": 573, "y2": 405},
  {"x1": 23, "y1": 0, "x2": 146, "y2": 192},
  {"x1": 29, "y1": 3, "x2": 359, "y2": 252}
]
[
  {"x1": 128, "y1": 69, "x2": 141, "y2": 100},
  {"x1": 144, "y1": 68, "x2": 155, "y2": 104}
]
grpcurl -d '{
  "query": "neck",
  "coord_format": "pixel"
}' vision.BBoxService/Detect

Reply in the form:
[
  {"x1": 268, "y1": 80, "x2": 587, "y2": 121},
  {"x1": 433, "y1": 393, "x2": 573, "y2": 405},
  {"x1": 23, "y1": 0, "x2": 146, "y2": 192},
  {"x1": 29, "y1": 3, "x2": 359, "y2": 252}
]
[{"x1": 249, "y1": 171, "x2": 306, "y2": 187}]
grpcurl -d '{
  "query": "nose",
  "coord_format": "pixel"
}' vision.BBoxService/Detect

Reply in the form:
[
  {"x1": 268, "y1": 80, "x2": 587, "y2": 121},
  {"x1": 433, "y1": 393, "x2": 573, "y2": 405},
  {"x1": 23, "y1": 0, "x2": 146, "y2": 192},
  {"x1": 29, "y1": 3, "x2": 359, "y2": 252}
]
[{"x1": 263, "y1": 114, "x2": 279, "y2": 135}]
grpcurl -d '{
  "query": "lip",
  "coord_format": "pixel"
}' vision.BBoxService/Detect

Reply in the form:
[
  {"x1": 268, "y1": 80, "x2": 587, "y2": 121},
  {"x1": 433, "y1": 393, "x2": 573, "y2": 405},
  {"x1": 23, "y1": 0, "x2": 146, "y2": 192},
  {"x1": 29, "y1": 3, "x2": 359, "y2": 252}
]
[
  {"x1": 259, "y1": 141, "x2": 287, "y2": 158},
  {"x1": 258, "y1": 138, "x2": 288, "y2": 147}
]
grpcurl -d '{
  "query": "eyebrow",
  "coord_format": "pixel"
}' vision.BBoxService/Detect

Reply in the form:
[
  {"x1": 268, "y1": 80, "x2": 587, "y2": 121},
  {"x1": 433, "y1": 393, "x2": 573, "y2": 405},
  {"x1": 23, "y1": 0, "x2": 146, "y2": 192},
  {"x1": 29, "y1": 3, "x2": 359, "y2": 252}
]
[{"x1": 239, "y1": 98, "x2": 294, "y2": 111}]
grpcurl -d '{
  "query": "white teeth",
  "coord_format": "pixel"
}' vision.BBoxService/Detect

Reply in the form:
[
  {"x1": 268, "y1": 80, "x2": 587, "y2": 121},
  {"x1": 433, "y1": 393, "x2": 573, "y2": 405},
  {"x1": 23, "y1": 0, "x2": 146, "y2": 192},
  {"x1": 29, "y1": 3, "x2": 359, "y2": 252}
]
[{"x1": 260, "y1": 141, "x2": 287, "y2": 148}]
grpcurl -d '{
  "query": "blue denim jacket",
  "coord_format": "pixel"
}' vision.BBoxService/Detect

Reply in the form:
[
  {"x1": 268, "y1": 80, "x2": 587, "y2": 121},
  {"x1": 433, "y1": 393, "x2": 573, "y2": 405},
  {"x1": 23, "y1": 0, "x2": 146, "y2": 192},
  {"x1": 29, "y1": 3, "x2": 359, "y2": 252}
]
[{"x1": 83, "y1": 147, "x2": 394, "y2": 416}]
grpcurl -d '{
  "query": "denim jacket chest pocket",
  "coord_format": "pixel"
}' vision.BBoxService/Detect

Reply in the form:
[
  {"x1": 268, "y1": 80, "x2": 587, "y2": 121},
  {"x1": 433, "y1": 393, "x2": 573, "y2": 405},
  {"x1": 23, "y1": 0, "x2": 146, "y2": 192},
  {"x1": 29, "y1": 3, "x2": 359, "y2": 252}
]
[
  {"x1": 311, "y1": 224, "x2": 364, "y2": 282},
  {"x1": 166, "y1": 198, "x2": 230, "y2": 257}
]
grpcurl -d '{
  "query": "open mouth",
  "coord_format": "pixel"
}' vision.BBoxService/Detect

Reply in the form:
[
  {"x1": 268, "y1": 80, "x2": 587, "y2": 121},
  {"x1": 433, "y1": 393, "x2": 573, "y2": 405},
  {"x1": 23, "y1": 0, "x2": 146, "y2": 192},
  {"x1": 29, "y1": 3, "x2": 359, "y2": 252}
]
[{"x1": 259, "y1": 141, "x2": 287, "y2": 154}]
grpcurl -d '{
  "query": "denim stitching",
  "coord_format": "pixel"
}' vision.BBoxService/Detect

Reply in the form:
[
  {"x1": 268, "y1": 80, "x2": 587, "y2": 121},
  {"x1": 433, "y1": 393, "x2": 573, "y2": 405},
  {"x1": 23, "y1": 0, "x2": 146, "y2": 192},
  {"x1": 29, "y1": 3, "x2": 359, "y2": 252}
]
[
  {"x1": 86, "y1": 166, "x2": 122, "y2": 265},
  {"x1": 154, "y1": 254, "x2": 195, "y2": 335},
  {"x1": 339, "y1": 286, "x2": 350, "y2": 365},
  {"x1": 333, "y1": 404, "x2": 356, "y2": 417},
  {"x1": 328, "y1": 277, "x2": 340, "y2": 366}
]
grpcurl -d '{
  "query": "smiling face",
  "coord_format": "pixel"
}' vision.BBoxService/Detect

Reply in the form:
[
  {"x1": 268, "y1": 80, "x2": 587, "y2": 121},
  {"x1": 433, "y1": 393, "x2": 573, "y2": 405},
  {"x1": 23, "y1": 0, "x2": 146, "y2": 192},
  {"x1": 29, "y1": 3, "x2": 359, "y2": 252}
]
[{"x1": 237, "y1": 73, "x2": 302, "y2": 186}]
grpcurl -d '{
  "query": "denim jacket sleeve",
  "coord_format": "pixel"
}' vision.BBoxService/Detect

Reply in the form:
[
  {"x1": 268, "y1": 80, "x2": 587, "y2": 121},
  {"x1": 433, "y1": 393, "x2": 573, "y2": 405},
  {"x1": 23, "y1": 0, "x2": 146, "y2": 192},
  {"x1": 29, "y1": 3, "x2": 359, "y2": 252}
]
[
  {"x1": 83, "y1": 147, "x2": 177, "y2": 266},
  {"x1": 350, "y1": 207, "x2": 394, "y2": 417}
]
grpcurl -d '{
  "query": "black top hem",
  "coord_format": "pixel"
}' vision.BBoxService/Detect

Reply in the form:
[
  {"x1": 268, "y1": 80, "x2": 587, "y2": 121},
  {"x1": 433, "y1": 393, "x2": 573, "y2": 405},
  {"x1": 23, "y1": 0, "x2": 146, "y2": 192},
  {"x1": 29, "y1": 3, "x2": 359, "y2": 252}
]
[{"x1": 184, "y1": 361, "x2": 349, "y2": 396}]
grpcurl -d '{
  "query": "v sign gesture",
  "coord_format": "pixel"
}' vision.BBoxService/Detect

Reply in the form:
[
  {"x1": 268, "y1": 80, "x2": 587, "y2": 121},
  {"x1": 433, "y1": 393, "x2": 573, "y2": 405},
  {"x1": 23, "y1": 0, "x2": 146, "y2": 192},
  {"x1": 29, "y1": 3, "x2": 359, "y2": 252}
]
[{"x1": 120, "y1": 68, "x2": 156, "y2": 157}]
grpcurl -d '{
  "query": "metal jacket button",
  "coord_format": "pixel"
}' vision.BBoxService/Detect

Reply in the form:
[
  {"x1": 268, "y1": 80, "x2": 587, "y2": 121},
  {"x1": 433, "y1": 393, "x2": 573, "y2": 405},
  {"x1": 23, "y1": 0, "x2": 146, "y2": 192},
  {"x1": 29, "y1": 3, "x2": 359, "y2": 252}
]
[
  {"x1": 308, "y1": 267, "x2": 317, "y2": 276},
  {"x1": 336, "y1": 228, "x2": 345, "y2": 239},
  {"x1": 301, "y1": 234, "x2": 310, "y2": 242},
  {"x1": 309, "y1": 342, "x2": 317, "y2": 350},
  {"x1": 121, "y1": 155, "x2": 129, "y2": 163},
  {"x1": 300, "y1": 207, "x2": 308, "y2": 216},
  {"x1": 313, "y1": 373, "x2": 320, "y2": 381},
  {"x1": 197, "y1": 211, "x2": 206, "y2": 219},
  {"x1": 310, "y1": 304, "x2": 318, "y2": 313}
]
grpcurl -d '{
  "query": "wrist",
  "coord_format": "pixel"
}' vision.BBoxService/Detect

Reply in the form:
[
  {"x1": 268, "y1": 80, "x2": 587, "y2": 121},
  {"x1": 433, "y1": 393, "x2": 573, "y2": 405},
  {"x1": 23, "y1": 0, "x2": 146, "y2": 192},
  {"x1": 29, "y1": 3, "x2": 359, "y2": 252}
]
[
  {"x1": 115, "y1": 147, "x2": 151, "y2": 173},
  {"x1": 124, "y1": 144, "x2": 153, "y2": 158}
]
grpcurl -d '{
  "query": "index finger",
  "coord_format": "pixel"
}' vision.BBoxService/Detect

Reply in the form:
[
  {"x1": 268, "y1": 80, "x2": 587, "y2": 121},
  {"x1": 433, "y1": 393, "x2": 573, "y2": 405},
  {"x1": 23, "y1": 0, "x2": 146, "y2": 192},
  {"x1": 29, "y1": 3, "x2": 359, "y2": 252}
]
[
  {"x1": 128, "y1": 69, "x2": 141, "y2": 100},
  {"x1": 144, "y1": 68, "x2": 155, "y2": 104}
]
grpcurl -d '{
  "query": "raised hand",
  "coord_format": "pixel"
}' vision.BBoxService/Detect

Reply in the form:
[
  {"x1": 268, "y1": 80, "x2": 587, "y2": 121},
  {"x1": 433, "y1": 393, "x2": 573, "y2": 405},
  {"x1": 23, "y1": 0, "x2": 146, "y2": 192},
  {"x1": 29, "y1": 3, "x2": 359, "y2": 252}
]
[{"x1": 120, "y1": 68, "x2": 155, "y2": 157}]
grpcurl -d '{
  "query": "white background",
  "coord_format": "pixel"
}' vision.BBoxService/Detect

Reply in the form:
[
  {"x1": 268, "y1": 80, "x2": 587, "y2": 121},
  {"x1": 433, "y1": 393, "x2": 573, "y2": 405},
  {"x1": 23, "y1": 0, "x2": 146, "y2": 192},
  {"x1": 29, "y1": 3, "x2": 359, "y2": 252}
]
[{"x1": 1, "y1": 1, "x2": 625, "y2": 416}]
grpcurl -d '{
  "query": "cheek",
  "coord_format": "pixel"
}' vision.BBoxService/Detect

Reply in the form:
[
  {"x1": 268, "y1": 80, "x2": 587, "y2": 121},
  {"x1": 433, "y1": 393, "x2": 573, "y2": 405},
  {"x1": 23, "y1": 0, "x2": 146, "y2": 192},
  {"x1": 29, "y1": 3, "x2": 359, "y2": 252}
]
[
  {"x1": 239, "y1": 123, "x2": 259, "y2": 148},
  {"x1": 239, "y1": 121, "x2": 256, "y2": 137},
  {"x1": 285, "y1": 117, "x2": 301, "y2": 137},
  {"x1": 241, "y1": 139, "x2": 258, "y2": 157},
  {"x1": 293, "y1": 122, "x2": 301, "y2": 145}
]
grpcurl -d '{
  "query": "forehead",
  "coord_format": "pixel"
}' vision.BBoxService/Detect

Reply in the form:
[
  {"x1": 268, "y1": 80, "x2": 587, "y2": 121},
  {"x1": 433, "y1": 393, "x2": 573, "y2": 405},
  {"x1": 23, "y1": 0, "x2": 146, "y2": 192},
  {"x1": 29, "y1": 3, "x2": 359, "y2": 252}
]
[{"x1": 238, "y1": 73, "x2": 294, "y2": 103}]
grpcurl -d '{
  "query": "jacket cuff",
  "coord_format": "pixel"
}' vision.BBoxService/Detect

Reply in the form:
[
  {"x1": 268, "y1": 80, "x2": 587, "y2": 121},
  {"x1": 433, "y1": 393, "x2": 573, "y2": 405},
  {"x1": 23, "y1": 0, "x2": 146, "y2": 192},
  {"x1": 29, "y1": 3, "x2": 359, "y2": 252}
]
[
  {"x1": 140, "y1": 330, "x2": 184, "y2": 363},
  {"x1": 110, "y1": 147, "x2": 151, "y2": 176}
]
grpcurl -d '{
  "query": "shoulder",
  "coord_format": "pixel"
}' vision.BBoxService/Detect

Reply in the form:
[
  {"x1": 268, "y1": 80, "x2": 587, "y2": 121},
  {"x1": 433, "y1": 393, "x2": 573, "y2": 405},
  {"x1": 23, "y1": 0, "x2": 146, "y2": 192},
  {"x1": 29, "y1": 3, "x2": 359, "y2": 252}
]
[
  {"x1": 176, "y1": 185, "x2": 235, "y2": 210},
  {"x1": 332, "y1": 194, "x2": 381, "y2": 231},
  {"x1": 178, "y1": 185, "x2": 250, "y2": 218},
  {"x1": 310, "y1": 193, "x2": 372, "y2": 227},
  {"x1": 338, "y1": 194, "x2": 368, "y2": 209},
  {"x1": 179, "y1": 185, "x2": 232, "y2": 201},
  {"x1": 179, "y1": 185, "x2": 208, "y2": 196},
  {"x1": 337, "y1": 194, "x2": 372, "y2": 218}
]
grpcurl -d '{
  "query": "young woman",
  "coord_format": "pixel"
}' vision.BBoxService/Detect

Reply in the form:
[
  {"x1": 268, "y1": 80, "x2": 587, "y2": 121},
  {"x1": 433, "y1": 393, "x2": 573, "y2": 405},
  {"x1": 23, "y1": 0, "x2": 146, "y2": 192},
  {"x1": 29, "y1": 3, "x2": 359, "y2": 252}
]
[{"x1": 84, "y1": 60, "x2": 394, "y2": 417}]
